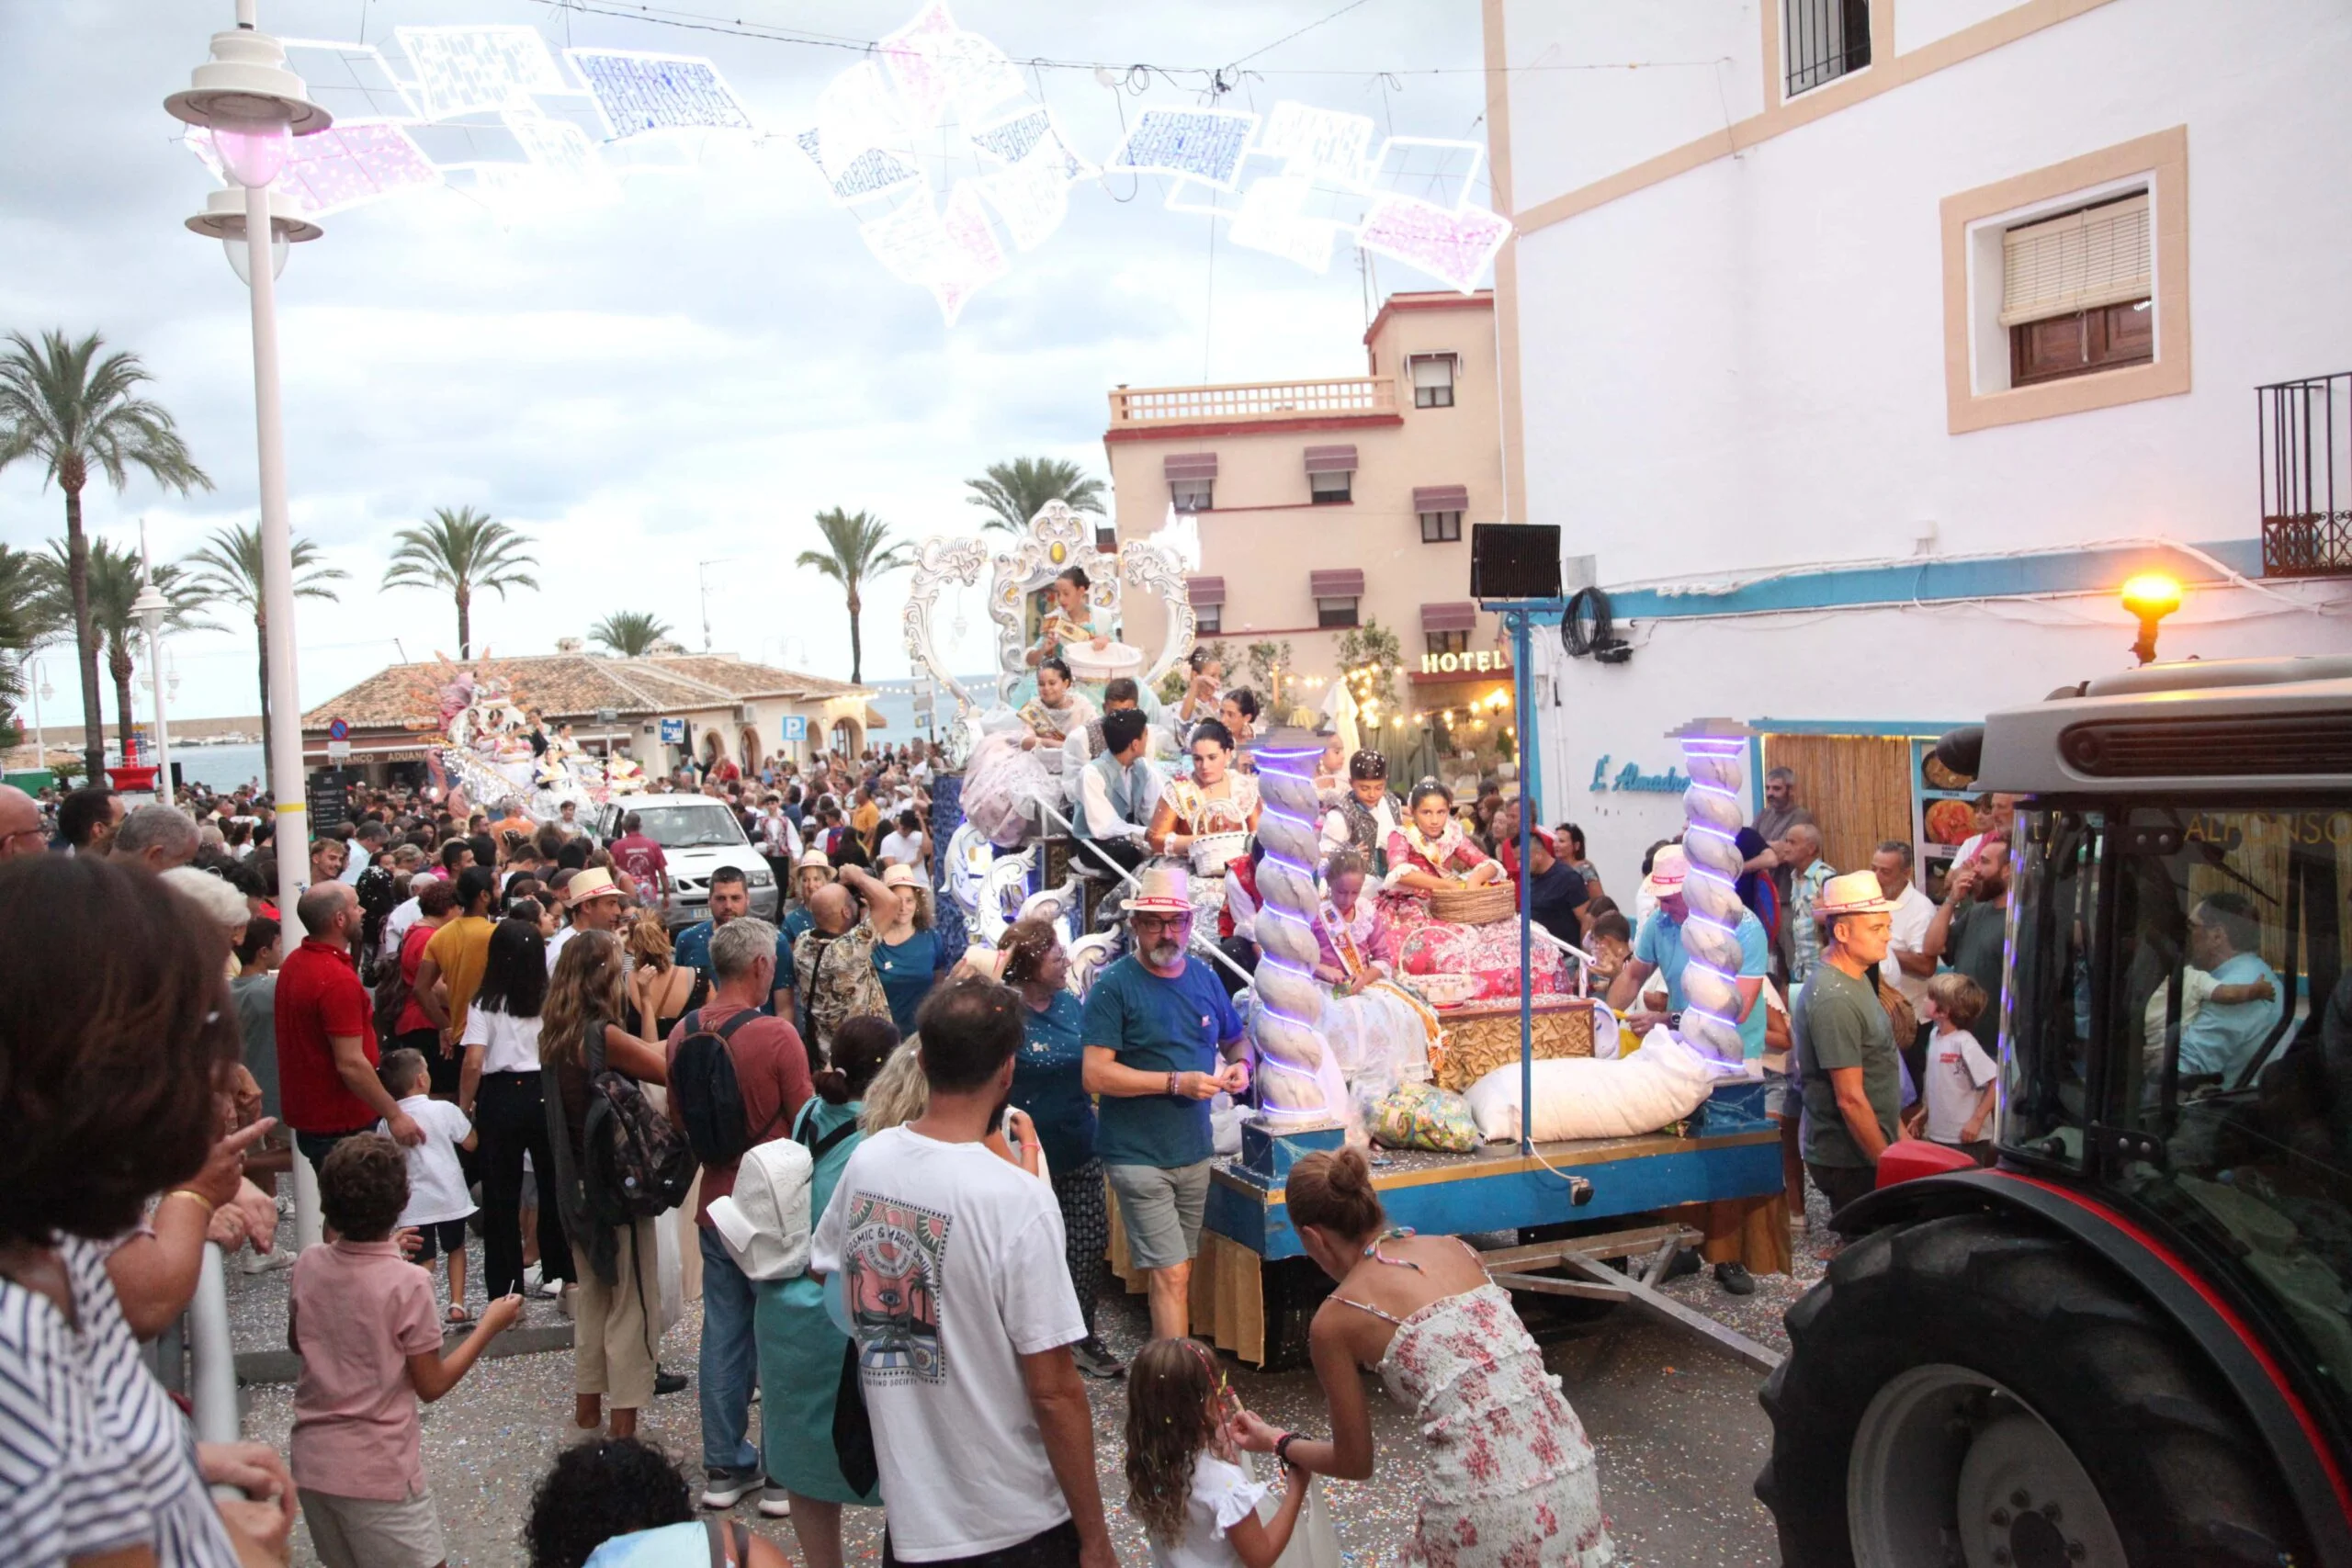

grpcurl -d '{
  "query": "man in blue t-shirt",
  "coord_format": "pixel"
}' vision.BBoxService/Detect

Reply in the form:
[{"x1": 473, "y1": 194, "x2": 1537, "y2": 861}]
[
  {"x1": 1080, "y1": 866, "x2": 1248, "y2": 1342},
  {"x1": 2178, "y1": 891, "x2": 2283, "y2": 1082},
  {"x1": 672, "y1": 865, "x2": 796, "y2": 1019}
]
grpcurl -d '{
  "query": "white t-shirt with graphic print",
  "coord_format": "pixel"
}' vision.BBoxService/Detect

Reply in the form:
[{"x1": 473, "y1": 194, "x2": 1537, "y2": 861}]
[{"x1": 809, "y1": 1125, "x2": 1086, "y2": 1562}]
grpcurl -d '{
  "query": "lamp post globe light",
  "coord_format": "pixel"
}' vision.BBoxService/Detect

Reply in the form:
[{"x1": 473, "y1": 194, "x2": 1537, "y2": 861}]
[
  {"x1": 168, "y1": 0, "x2": 333, "y2": 1261},
  {"x1": 130, "y1": 576, "x2": 174, "y2": 800},
  {"x1": 164, "y1": 0, "x2": 329, "y2": 929}
]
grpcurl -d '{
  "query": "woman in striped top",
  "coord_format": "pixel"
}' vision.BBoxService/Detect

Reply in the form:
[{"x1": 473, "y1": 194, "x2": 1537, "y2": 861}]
[{"x1": 0, "y1": 856, "x2": 295, "y2": 1567}]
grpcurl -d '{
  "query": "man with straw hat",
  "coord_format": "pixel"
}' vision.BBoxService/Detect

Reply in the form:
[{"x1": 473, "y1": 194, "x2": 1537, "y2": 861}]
[
  {"x1": 782, "y1": 848, "x2": 834, "y2": 949},
  {"x1": 1080, "y1": 864, "x2": 1249, "y2": 1341},
  {"x1": 1793, "y1": 869, "x2": 1904, "y2": 1226},
  {"x1": 547, "y1": 865, "x2": 624, "y2": 976}
]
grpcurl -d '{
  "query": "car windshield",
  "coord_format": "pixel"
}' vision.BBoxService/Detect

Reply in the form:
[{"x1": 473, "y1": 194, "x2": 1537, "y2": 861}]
[{"x1": 630, "y1": 803, "x2": 745, "y2": 849}]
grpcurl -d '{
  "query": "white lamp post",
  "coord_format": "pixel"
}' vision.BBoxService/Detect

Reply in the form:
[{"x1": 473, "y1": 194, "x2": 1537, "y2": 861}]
[
  {"x1": 130, "y1": 577, "x2": 174, "y2": 802},
  {"x1": 168, "y1": 0, "x2": 332, "y2": 1260},
  {"x1": 26, "y1": 659, "x2": 50, "y2": 780}
]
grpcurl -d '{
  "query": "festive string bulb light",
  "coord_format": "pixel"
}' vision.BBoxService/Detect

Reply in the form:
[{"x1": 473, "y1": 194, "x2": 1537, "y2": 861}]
[
  {"x1": 1248, "y1": 729, "x2": 1351, "y2": 1129},
  {"x1": 1671, "y1": 718, "x2": 1758, "y2": 1066}
]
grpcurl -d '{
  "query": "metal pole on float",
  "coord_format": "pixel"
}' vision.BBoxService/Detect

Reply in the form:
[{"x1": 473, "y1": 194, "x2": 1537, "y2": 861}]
[{"x1": 1512, "y1": 609, "x2": 1534, "y2": 1158}]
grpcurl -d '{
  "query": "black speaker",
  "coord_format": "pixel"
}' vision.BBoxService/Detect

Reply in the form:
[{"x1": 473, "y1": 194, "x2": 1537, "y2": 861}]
[{"x1": 1469, "y1": 523, "x2": 1563, "y2": 600}]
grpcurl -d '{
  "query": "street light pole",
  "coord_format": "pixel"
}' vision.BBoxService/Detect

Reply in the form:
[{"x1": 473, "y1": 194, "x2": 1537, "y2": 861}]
[
  {"x1": 132, "y1": 577, "x2": 173, "y2": 804},
  {"x1": 243, "y1": 176, "x2": 306, "y2": 914}
]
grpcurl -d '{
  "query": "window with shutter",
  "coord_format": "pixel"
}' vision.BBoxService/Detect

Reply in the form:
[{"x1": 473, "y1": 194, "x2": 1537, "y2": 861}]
[
  {"x1": 1427, "y1": 629, "x2": 1469, "y2": 656},
  {"x1": 1317, "y1": 597, "x2": 1361, "y2": 628},
  {"x1": 1195, "y1": 604, "x2": 1221, "y2": 635},
  {"x1": 1310, "y1": 470, "x2": 1352, "y2": 503},
  {"x1": 2003, "y1": 192, "x2": 2154, "y2": 388},
  {"x1": 1410, "y1": 355, "x2": 1456, "y2": 409},
  {"x1": 1170, "y1": 479, "x2": 1214, "y2": 512},
  {"x1": 1419, "y1": 511, "x2": 1463, "y2": 543}
]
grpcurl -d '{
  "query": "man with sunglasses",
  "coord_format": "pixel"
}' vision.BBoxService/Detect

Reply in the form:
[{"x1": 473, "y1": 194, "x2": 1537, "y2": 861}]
[{"x1": 1080, "y1": 864, "x2": 1250, "y2": 1340}]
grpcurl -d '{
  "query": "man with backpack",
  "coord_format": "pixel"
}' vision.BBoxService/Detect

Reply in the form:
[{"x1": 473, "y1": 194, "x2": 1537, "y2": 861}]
[{"x1": 665, "y1": 917, "x2": 815, "y2": 1513}]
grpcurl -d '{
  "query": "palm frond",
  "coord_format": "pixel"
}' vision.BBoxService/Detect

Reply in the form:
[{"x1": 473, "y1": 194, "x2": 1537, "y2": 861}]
[{"x1": 964, "y1": 457, "x2": 1105, "y2": 534}]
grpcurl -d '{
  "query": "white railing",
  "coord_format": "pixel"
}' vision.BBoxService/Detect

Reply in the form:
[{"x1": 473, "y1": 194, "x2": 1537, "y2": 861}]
[{"x1": 1109, "y1": 377, "x2": 1396, "y2": 428}]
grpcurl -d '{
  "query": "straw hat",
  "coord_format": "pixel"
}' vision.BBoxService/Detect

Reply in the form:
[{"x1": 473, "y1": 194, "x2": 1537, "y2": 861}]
[
  {"x1": 1642, "y1": 843, "x2": 1689, "y2": 898},
  {"x1": 793, "y1": 850, "x2": 834, "y2": 876},
  {"x1": 1815, "y1": 869, "x2": 1895, "y2": 917},
  {"x1": 563, "y1": 866, "x2": 620, "y2": 908},
  {"x1": 880, "y1": 863, "x2": 926, "y2": 891},
  {"x1": 1126, "y1": 863, "x2": 1194, "y2": 915}
]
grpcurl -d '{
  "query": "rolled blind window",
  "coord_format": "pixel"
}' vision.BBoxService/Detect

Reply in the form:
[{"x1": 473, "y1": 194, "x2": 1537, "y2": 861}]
[
  {"x1": 1410, "y1": 355, "x2": 1454, "y2": 390},
  {"x1": 2000, "y1": 193, "x2": 2151, "y2": 327}
]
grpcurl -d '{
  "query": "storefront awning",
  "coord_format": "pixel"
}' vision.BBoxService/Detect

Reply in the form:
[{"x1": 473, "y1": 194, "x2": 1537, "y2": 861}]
[
  {"x1": 1411, "y1": 484, "x2": 1469, "y2": 513},
  {"x1": 1420, "y1": 601, "x2": 1477, "y2": 632},
  {"x1": 1186, "y1": 574, "x2": 1227, "y2": 607},
  {"x1": 1303, "y1": 445, "x2": 1358, "y2": 475},
  {"x1": 1164, "y1": 452, "x2": 1219, "y2": 481},
  {"x1": 1310, "y1": 569, "x2": 1366, "y2": 598}
]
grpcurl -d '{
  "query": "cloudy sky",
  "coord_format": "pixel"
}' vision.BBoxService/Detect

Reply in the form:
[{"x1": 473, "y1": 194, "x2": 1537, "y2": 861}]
[{"x1": 0, "y1": 0, "x2": 1490, "y2": 726}]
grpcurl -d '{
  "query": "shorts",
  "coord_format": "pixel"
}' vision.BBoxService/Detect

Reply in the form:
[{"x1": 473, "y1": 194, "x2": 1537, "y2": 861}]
[
  {"x1": 407, "y1": 1217, "x2": 471, "y2": 1264},
  {"x1": 1763, "y1": 1078, "x2": 1792, "y2": 1120},
  {"x1": 1103, "y1": 1160, "x2": 1211, "y2": 1271},
  {"x1": 1806, "y1": 1161, "x2": 1880, "y2": 1229},
  {"x1": 299, "y1": 1487, "x2": 447, "y2": 1568},
  {"x1": 885, "y1": 1515, "x2": 1079, "y2": 1568}
]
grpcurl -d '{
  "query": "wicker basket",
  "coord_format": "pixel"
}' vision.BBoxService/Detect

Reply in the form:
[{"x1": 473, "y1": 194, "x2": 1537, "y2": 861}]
[{"x1": 1430, "y1": 882, "x2": 1516, "y2": 925}]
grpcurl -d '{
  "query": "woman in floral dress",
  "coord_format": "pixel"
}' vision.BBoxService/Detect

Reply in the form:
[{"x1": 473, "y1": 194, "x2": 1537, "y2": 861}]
[
  {"x1": 1381, "y1": 781, "x2": 1565, "y2": 999},
  {"x1": 1234, "y1": 1147, "x2": 1613, "y2": 1566},
  {"x1": 1146, "y1": 718, "x2": 1262, "y2": 858}
]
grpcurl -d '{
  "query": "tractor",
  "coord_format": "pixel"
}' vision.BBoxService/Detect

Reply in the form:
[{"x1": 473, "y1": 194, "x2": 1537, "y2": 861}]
[{"x1": 1758, "y1": 654, "x2": 2352, "y2": 1566}]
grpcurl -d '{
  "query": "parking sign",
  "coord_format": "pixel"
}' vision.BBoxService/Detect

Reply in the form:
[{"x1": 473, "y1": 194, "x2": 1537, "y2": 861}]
[{"x1": 779, "y1": 715, "x2": 808, "y2": 742}]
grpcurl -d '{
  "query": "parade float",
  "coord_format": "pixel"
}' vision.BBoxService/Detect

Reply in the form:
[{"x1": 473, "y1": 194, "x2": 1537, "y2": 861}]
[
  {"x1": 903, "y1": 506, "x2": 1792, "y2": 1370},
  {"x1": 403, "y1": 656, "x2": 650, "y2": 817}
]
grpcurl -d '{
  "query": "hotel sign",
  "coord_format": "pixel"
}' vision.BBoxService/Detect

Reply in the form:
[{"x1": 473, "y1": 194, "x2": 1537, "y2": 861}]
[{"x1": 1420, "y1": 648, "x2": 1513, "y2": 675}]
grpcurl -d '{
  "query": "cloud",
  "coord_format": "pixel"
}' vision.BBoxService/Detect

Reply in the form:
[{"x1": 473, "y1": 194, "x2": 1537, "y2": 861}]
[{"x1": 0, "y1": 0, "x2": 1486, "y2": 722}]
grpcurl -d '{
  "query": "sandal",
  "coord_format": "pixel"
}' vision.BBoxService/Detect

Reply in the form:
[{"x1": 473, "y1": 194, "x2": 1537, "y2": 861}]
[{"x1": 446, "y1": 1305, "x2": 475, "y2": 1326}]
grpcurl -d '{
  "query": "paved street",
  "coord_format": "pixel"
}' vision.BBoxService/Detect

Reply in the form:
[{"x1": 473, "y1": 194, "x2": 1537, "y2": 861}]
[{"x1": 230, "y1": 1202, "x2": 1828, "y2": 1565}]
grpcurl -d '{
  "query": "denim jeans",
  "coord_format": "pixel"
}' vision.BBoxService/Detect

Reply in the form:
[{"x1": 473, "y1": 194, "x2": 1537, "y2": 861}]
[{"x1": 697, "y1": 1224, "x2": 762, "y2": 1474}]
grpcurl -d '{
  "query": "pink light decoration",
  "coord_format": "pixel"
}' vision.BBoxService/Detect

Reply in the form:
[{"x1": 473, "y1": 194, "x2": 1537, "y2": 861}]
[
  {"x1": 857, "y1": 184, "x2": 1007, "y2": 325},
  {"x1": 1355, "y1": 193, "x2": 1512, "y2": 293},
  {"x1": 877, "y1": 2, "x2": 1023, "y2": 129},
  {"x1": 280, "y1": 123, "x2": 441, "y2": 214}
]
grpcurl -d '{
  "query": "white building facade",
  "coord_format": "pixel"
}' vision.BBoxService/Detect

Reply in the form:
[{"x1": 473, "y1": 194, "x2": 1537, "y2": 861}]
[{"x1": 1485, "y1": 0, "x2": 2352, "y2": 889}]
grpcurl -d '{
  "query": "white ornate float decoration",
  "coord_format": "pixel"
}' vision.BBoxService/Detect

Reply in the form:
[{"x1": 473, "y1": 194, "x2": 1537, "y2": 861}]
[
  {"x1": 408, "y1": 654, "x2": 647, "y2": 819},
  {"x1": 1245, "y1": 730, "x2": 1351, "y2": 1129}
]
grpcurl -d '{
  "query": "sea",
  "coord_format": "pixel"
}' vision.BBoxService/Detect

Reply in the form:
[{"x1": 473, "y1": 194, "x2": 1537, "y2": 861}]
[{"x1": 171, "y1": 742, "x2": 267, "y2": 794}]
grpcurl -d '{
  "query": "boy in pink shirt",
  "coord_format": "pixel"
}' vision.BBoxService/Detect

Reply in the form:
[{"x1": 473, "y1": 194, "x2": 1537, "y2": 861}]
[{"x1": 290, "y1": 1134, "x2": 522, "y2": 1568}]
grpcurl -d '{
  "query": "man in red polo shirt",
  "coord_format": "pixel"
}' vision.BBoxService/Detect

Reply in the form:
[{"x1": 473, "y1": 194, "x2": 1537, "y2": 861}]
[{"x1": 277, "y1": 881, "x2": 421, "y2": 1173}]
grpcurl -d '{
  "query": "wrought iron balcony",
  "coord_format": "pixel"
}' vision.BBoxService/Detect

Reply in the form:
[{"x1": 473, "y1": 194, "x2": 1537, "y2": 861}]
[
  {"x1": 2261, "y1": 372, "x2": 2352, "y2": 578},
  {"x1": 1108, "y1": 377, "x2": 1396, "y2": 429}
]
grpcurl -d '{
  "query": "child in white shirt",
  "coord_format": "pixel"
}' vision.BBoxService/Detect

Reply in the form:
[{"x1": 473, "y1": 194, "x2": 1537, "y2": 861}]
[
  {"x1": 375, "y1": 1048, "x2": 481, "y2": 1322},
  {"x1": 1124, "y1": 1338, "x2": 1306, "y2": 1568},
  {"x1": 1917, "y1": 973, "x2": 1997, "y2": 1164}
]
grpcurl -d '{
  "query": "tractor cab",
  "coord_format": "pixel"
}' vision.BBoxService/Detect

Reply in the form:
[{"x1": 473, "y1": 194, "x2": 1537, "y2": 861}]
[{"x1": 1760, "y1": 656, "x2": 2352, "y2": 1567}]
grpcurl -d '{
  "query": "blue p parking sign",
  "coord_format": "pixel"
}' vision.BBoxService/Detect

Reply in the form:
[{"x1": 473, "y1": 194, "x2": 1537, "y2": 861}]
[{"x1": 779, "y1": 715, "x2": 808, "y2": 742}]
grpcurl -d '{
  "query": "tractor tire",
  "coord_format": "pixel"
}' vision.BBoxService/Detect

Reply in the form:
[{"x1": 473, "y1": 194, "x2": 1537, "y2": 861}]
[{"x1": 1754, "y1": 1213, "x2": 2310, "y2": 1567}]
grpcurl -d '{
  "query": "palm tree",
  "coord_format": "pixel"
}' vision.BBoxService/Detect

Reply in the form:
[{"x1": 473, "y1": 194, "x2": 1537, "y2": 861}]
[
  {"x1": 182, "y1": 522, "x2": 348, "y2": 784},
  {"x1": 964, "y1": 457, "x2": 1105, "y2": 535},
  {"x1": 0, "y1": 330, "x2": 210, "y2": 777},
  {"x1": 381, "y1": 505, "x2": 539, "y2": 660},
  {"x1": 793, "y1": 508, "x2": 910, "y2": 685},
  {"x1": 0, "y1": 543, "x2": 60, "y2": 735},
  {"x1": 36, "y1": 539, "x2": 209, "y2": 757},
  {"x1": 588, "y1": 610, "x2": 673, "y2": 658}
]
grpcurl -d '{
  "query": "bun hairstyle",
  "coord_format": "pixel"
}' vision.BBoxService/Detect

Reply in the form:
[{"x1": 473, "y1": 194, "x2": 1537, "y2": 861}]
[
  {"x1": 1409, "y1": 777, "x2": 1454, "y2": 810},
  {"x1": 1039, "y1": 656, "x2": 1074, "y2": 683},
  {"x1": 1057, "y1": 564, "x2": 1091, "y2": 592},
  {"x1": 1284, "y1": 1146, "x2": 1386, "y2": 1240}
]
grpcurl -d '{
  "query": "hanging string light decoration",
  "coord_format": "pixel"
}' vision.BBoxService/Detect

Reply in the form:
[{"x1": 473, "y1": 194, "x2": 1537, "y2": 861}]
[
  {"x1": 1671, "y1": 718, "x2": 1757, "y2": 1066},
  {"x1": 1247, "y1": 732, "x2": 1351, "y2": 1129}
]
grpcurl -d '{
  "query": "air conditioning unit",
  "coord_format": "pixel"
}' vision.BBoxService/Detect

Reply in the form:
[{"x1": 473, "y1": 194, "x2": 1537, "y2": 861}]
[{"x1": 733, "y1": 705, "x2": 757, "y2": 724}]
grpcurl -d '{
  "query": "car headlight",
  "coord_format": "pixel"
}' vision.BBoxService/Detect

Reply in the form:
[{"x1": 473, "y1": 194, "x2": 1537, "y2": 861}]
[{"x1": 745, "y1": 867, "x2": 775, "y2": 887}]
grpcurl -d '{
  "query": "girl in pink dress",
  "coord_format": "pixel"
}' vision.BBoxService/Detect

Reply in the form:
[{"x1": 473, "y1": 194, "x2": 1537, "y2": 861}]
[
  {"x1": 1233, "y1": 1148, "x2": 1613, "y2": 1567},
  {"x1": 1380, "y1": 782, "x2": 1564, "y2": 999}
]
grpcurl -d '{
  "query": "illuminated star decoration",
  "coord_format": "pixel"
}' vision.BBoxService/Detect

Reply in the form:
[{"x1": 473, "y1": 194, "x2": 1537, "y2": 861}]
[
  {"x1": 795, "y1": 2, "x2": 1093, "y2": 324},
  {"x1": 1139, "y1": 101, "x2": 1511, "y2": 291}
]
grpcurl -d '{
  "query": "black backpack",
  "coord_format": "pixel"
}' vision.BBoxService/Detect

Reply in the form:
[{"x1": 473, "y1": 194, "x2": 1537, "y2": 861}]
[
  {"x1": 581, "y1": 1025, "x2": 698, "y2": 1223},
  {"x1": 673, "y1": 1008, "x2": 785, "y2": 1168}
]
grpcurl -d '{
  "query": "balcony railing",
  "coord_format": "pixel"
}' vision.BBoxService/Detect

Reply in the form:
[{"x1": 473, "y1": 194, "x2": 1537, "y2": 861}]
[
  {"x1": 1109, "y1": 376, "x2": 1396, "y2": 429},
  {"x1": 2260, "y1": 372, "x2": 2352, "y2": 578}
]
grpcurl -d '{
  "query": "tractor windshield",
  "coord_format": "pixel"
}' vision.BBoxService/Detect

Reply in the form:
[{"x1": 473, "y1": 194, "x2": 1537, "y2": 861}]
[{"x1": 2008, "y1": 803, "x2": 2352, "y2": 1418}]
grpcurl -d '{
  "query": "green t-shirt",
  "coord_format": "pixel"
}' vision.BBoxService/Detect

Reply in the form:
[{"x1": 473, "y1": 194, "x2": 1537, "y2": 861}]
[
  {"x1": 1946, "y1": 898, "x2": 2008, "y2": 1055},
  {"x1": 1080, "y1": 955, "x2": 1244, "y2": 1169},
  {"x1": 1795, "y1": 962, "x2": 1899, "y2": 1168}
]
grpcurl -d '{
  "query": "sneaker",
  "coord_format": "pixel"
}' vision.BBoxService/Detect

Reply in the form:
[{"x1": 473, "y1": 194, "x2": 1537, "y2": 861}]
[
  {"x1": 1713, "y1": 1260, "x2": 1757, "y2": 1297},
  {"x1": 240, "y1": 1248, "x2": 294, "y2": 1275},
  {"x1": 1662, "y1": 1247, "x2": 1702, "y2": 1281},
  {"x1": 654, "y1": 1368, "x2": 689, "y2": 1397},
  {"x1": 701, "y1": 1466, "x2": 760, "y2": 1509},
  {"x1": 522, "y1": 1263, "x2": 544, "y2": 1292},
  {"x1": 758, "y1": 1485, "x2": 793, "y2": 1519},
  {"x1": 1071, "y1": 1336, "x2": 1125, "y2": 1380}
]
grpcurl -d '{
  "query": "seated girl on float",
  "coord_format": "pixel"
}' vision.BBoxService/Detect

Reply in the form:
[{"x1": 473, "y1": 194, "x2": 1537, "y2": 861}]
[
  {"x1": 1016, "y1": 658, "x2": 1096, "y2": 779},
  {"x1": 1148, "y1": 717, "x2": 1261, "y2": 863},
  {"x1": 1376, "y1": 780, "x2": 1566, "y2": 1000}
]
